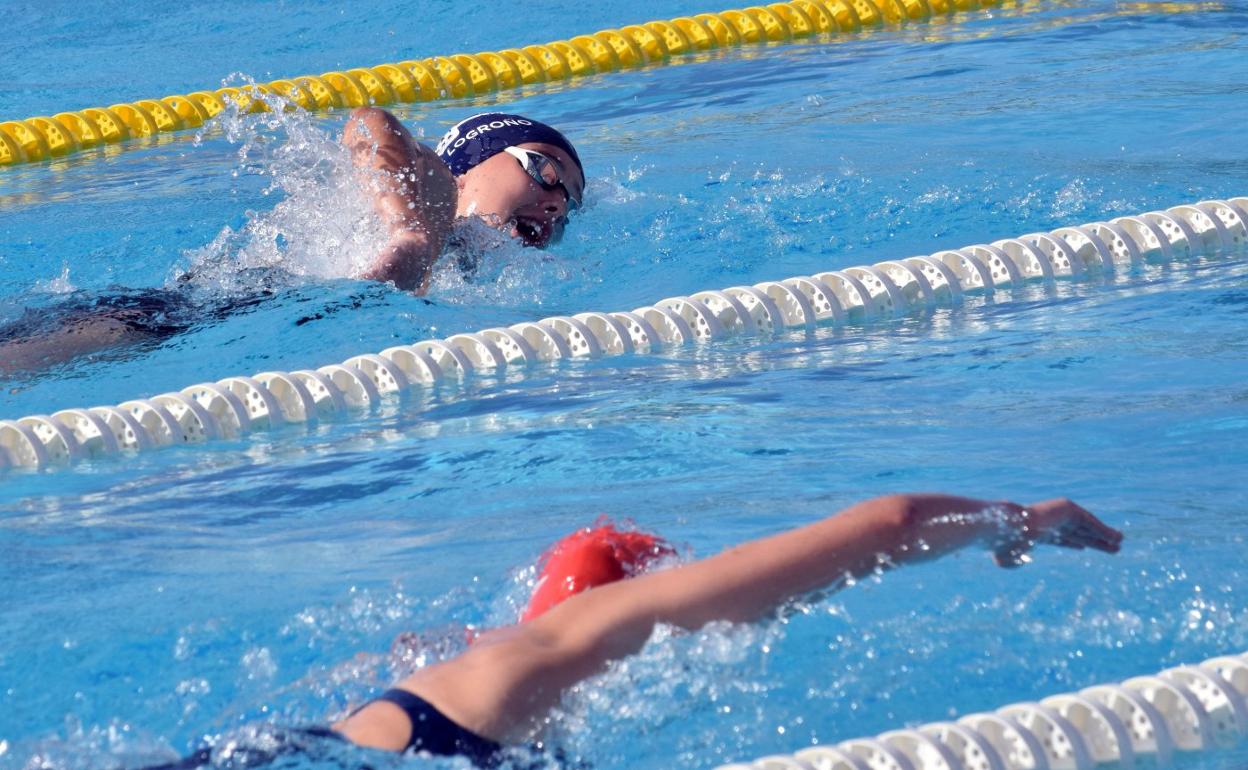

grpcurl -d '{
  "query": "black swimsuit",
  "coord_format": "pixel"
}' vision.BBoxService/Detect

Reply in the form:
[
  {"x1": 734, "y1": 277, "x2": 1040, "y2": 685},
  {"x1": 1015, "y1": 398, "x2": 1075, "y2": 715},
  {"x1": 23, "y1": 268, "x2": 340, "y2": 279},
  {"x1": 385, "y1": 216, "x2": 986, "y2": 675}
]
[
  {"x1": 139, "y1": 690, "x2": 502, "y2": 770},
  {"x1": 369, "y1": 688, "x2": 504, "y2": 766}
]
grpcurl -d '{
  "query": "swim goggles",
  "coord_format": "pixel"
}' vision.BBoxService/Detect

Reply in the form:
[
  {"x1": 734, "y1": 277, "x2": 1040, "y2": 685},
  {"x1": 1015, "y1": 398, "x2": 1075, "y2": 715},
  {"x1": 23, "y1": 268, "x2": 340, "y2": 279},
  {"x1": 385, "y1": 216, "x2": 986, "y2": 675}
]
[{"x1": 502, "y1": 146, "x2": 583, "y2": 211}]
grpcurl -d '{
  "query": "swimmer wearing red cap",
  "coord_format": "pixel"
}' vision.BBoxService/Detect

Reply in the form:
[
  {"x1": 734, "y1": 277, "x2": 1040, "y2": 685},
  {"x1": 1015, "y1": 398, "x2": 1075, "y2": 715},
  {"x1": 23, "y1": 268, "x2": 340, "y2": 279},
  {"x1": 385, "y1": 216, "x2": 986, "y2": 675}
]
[
  {"x1": 328, "y1": 494, "x2": 1121, "y2": 764},
  {"x1": 342, "y1": 108, "x2": 586, "y2": 293},
  {"x1": 144, "y1": 495, "x2": 1120, "y2": 769},
  {"x1": 522, "y1": 520, "x2": 675, "y2": 622}
]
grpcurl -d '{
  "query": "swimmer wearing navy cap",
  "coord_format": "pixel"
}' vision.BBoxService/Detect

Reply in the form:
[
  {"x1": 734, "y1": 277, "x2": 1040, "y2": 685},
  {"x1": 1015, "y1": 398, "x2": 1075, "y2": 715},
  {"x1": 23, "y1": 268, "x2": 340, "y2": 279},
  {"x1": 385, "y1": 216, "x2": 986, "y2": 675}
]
[
  {"x1": 0, "y1": 109, "x2": 584, "y2": 374},
  {"x1": 343, "y1": 107, "x2": 586, "y2": 293}
]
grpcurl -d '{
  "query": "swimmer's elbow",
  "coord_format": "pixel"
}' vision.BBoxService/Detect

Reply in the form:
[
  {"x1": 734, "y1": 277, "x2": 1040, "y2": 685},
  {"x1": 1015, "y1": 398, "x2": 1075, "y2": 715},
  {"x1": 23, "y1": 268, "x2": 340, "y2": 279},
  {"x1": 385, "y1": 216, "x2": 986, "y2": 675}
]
[{"x1": 858, "y1": 494, "x2": 920, "y2": 535}]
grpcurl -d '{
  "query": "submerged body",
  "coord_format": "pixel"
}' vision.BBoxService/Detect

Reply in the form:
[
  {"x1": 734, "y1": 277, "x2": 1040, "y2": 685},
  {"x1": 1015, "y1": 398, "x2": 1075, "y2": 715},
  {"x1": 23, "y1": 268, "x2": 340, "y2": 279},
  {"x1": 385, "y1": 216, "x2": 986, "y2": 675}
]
[{"x1": 0, "y1": 284, "x2": 274, "y2": 376}]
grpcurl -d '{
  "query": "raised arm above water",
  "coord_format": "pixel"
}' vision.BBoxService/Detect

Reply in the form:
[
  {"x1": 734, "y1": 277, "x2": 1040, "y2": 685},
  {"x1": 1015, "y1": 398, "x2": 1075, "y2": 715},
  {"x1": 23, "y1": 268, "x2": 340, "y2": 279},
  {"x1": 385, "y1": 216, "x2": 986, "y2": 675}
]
[
  {"x1": 343, "y1": 107, "x2": 457, "y2": 293},
  {"x1": 338, "y1": 493, "x2": 1123, "y2": 750}
]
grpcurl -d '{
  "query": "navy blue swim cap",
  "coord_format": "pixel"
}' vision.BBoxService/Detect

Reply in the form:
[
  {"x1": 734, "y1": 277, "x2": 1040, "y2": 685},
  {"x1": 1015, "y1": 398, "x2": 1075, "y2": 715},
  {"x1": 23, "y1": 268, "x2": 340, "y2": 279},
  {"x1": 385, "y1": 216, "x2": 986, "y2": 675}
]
[{"x1": 434, "y1": 112, "x2": 583, "y2": 178}]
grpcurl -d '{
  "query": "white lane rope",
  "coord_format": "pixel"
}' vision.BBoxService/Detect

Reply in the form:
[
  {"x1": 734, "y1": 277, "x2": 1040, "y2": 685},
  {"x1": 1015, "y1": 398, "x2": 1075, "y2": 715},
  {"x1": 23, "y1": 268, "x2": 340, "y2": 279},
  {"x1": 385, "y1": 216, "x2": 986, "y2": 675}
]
[
  {"x1": 716, "y1": 651, "x2": 1248, "y2": 770},
  {"x1": 1, "y1": 196, "x2": 1244, "y2": 471}
]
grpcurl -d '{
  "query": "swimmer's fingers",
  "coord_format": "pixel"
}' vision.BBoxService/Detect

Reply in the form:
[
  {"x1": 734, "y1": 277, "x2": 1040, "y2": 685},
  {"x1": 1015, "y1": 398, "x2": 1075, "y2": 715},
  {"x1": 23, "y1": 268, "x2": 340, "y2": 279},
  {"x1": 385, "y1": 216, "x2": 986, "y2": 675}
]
[
  {"x1": 993, "y1": 499, "x2": 1123, "y2": 567},
  {"x1": 1063, "y1": 517, "x2": 1123, "y2": 553},
  {"x1": 1050, "y1": 510, "x2": 1123, "y2": 554},
  {"x1": 1024, "y1": 498, "x2": 1124, "y2": 554}
]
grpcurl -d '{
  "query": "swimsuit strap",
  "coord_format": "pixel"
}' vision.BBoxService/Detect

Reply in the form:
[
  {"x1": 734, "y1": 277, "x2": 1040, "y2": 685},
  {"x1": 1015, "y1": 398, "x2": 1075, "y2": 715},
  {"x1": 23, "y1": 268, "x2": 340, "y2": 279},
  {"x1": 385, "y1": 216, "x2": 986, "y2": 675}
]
[{"x1": 373, "y1": 688, "x2": 503, "y2": 766}]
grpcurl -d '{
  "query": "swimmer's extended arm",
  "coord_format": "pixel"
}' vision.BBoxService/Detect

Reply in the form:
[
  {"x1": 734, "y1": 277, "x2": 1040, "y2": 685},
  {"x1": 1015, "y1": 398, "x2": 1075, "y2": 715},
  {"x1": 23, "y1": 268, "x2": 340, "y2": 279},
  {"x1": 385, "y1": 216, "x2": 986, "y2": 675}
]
[
  {"x1": 343, "y1": 108, "x2": 457, "y2": 293},
  {"x1": 338, "y1": 494, "x2": 1121, "y2": 750}
]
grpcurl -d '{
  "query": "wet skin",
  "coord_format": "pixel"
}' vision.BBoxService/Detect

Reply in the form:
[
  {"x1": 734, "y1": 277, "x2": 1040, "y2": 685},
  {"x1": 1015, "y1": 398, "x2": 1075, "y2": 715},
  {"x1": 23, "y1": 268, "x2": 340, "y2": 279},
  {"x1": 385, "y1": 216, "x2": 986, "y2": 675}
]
[{"x1": 342, "y1": 107, "x2": 585, "y2": 293}]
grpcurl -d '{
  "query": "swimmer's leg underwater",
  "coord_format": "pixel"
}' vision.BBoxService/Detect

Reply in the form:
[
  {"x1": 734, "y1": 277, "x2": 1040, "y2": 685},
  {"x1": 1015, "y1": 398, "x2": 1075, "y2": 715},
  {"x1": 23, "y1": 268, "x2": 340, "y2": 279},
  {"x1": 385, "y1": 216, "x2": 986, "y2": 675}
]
[
  {"x1": 0, "y1": 287, "x2": 276, "y2": 378},
  {"x1": 0, "y1": 290, "x2": 194, "y2": 377}
]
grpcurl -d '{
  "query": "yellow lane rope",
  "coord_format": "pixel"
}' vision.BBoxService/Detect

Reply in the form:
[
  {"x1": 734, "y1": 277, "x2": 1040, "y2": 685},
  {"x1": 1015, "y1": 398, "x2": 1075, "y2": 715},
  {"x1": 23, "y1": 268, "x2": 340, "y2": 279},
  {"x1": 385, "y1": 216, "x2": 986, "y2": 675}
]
[{"x1": 0, "y1": 0, "x2": 1006, "y2": 167}]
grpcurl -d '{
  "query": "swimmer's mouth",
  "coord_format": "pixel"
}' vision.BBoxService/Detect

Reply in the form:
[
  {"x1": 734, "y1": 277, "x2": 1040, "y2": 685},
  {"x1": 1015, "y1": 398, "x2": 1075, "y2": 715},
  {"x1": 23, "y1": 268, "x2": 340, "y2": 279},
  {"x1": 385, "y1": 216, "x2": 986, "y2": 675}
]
[{"x1": 511, "y1": 216, "x2": 563, "y2": 248}]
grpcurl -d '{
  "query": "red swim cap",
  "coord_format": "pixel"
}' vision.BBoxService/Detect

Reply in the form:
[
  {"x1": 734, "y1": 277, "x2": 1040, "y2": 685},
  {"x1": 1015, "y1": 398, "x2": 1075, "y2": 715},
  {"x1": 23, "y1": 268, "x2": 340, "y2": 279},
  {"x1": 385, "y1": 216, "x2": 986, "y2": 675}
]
[{"x1": 522, "y1": 522, "x2": 673, "y2": 622}]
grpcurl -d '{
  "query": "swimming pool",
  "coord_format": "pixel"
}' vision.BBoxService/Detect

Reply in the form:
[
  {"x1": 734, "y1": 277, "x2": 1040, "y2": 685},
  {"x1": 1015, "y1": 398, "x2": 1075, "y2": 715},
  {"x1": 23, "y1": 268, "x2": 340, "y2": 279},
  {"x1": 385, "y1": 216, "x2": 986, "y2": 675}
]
[{"x1": 3, "y1": 0, "x2": 1247, "y2": 767}]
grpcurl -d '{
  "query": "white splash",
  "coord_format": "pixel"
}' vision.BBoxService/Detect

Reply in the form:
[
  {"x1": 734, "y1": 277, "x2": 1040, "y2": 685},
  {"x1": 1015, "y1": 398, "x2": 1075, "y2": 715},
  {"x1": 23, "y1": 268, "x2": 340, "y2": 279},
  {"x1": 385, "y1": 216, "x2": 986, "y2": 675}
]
[
  {"x1": 33, "y1": 264, "x2": 76, "y2": 294},
  {"x1": 177, "y1": 75, "x2": 390, "y2": 291}
]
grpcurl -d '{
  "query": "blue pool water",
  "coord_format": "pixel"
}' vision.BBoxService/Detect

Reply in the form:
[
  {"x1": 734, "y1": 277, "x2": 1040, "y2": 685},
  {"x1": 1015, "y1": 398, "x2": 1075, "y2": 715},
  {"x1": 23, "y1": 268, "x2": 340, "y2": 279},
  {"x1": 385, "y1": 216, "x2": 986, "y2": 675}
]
[{"x1": 2, "y1": 0, "x2": 1248, "y2": 768}]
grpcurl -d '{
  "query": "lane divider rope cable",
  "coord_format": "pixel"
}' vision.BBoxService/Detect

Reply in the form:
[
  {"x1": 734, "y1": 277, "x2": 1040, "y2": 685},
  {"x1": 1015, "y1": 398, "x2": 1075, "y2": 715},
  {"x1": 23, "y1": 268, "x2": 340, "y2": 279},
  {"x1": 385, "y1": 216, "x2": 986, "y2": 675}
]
[
  {"x1": 0, "y1": 0, "x2": 1007, "y2": 166},
  {"x1": 0, "y1": 195, "x2": 1244, "y2": 471},
  {"x1": 715, "y1": 650, "x2": 1248, "y2": 770}
]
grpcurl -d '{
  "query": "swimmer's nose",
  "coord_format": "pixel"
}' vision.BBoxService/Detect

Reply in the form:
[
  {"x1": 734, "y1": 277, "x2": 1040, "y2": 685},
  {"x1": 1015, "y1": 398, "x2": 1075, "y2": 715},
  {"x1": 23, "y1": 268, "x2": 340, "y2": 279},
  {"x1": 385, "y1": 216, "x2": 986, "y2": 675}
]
[{"x1": 539, "y1": 187, "x2": 569, "y2": 219}]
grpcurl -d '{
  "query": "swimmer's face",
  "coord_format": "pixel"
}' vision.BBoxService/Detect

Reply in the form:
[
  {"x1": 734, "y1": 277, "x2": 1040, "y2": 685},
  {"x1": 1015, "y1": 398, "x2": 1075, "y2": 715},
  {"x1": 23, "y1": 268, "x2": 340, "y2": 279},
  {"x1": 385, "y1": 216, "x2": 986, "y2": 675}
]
[{"x1": 454, "y1": 142, "x2": 585, "y2": 249}]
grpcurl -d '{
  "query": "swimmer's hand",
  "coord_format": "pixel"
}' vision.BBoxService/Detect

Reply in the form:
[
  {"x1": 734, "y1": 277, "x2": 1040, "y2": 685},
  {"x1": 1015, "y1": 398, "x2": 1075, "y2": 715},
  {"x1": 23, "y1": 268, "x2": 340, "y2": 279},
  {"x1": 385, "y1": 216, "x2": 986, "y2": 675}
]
[{"x1": 993, "y1": 498, "x2": 1123, "y2": 568}]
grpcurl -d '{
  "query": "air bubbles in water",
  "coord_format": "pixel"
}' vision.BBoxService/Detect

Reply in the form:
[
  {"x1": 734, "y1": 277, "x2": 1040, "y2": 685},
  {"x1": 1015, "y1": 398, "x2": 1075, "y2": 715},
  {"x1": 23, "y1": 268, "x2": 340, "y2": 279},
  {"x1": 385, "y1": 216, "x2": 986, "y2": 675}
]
[
  {"x1": 542, "y1": 614, "x2": 792, "y2": 765},
  {"x1": 429, "y1": 218, "x2": 580, "y2": 308},
  {"x1": 240, "y1": 647, "x2": 278, "y2": 683},
  {"x1": 12, "y1": 719, "x2": 174, "y2": 770}
]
